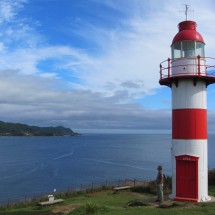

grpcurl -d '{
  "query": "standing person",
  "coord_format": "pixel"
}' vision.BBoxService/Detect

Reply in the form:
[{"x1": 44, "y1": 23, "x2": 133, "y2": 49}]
[{"x1": 156, "y1": 165, "x2": 164, "y2": 203}]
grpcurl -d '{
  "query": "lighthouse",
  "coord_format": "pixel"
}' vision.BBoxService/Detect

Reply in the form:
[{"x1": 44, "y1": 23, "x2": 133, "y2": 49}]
[{"x1": 159, "y1": 19, "x2": 215, "y2": 202}]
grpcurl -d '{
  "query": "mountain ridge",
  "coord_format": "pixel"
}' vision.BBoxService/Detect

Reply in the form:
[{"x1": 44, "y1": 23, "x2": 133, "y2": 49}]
[{"x1": 0, "y1": 121, "x2": 78, "y2": 136}]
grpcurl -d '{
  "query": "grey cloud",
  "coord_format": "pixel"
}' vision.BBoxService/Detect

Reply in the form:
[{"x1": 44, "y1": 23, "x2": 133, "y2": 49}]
[
  {"x1": 0, "y1": 70, "x2": 215, "y2": 133},
  {"x1": 0, "y1": 70, "x2": 172, "y2": 130},
  {"x1": 120, "y1": 80, "x2": 144, "y2": 89}
]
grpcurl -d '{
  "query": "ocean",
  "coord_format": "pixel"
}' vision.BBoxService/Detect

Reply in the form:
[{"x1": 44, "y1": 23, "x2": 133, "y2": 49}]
[{"x1": 0, "y1": 133, "x2": 214, "y2": 202}]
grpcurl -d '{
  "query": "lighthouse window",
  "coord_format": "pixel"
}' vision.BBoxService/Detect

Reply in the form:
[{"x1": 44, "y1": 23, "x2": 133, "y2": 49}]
[
  {"x1": 196, "y1": 42, "x2": 205, "y2": 57},
  {"x1": 172, "y1": 42, "x2": 181, "y2": 58},
  {"x1": 182, "y1": 41, "x2": 195, "y2": 57},
  {"x1": 172, "y1": 41, "x2": 205, "y2": 59}
]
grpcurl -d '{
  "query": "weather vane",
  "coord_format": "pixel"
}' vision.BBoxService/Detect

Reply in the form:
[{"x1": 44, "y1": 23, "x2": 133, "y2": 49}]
[{"x1": 179, "y1": 4, "x2": 194, "y2": 20}]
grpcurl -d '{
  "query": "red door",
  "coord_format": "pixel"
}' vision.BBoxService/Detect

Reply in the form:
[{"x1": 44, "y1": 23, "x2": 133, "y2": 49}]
[{"x1": 176, "y1": 155, "x2": 199, "y2": 201}]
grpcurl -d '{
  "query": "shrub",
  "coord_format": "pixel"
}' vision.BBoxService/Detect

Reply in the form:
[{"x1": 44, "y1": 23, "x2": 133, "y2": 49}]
[
  {"x1": 208, "y1": 169, "x2": 215, "y2": 186},
  {"x1": 132, "y1": 176, "x2": 172, "y2": 195},
  {"x1": 164, "y1": 175, "x2": 172, "y2": 194},
  {"x1": 132, "y1": 181, "x2": 157, "y2": 194},
  {"x1": 85, "y1": 202, "x2": 99, "y2": 215}
]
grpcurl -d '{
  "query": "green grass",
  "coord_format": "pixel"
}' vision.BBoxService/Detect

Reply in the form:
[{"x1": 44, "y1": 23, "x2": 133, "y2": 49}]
[
  {"x1": 68, "y1": 190, "x2": 215, "y2": 215},
  {"x1": 0, "y1": 207, "x2": 50, "y2": 215},
  {"x1": 209, "y1": 185, "x2": 215, "y2": 196},
  {"x1": 1, "y1": 187, "x2": 215, "y2": 215}
]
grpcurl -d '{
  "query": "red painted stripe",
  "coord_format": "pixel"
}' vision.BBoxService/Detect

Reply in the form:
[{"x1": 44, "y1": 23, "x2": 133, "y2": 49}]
[{"x1": 172, "y1": 109, "x2": 207, "y2": 139}]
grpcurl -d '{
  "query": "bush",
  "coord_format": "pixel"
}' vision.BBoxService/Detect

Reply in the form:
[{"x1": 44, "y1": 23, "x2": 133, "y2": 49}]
[
  {"x1": 164, "y1": 175, "x2": 172, "y2": 194},
  {"x1": 85, "y1": 202, "x2": 99, "y2": 215},
  {"x1": 131, "y1": 176, "x2": 172, "y2": 195},
  {"x1": 70, "y1": 203, "x2": 109, "y2": 215},
  {"x1": 132, "y1": 181, "x2": 157, "y2": 194},
  {"x1": 208, "y1": 169, "x2": 215, "y2": 186}
]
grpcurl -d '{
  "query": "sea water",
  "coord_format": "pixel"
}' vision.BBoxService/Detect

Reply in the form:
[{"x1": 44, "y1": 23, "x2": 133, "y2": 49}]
[{"x1": 0, "y1": 134, "x2": 214, "y2": 202}]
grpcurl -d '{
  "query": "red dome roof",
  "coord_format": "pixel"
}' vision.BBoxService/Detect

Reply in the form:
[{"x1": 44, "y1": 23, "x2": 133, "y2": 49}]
[{"x1": 172, "y1": 20, "x2": 204, "y2": 44}]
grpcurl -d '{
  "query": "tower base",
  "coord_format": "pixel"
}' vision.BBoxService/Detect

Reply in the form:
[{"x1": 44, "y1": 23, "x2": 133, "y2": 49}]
[
  {"x1": 169, "y1": 194, "x2": 212, "y2": 202},
  {"x1": 174, "y1": 197, "x2": 198, "y2": 202}
]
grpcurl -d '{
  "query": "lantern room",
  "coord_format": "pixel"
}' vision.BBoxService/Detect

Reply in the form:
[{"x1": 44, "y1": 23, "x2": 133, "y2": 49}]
[
  {"x1": 159, "y1": 20, "x2": 215, "y2": 87},
  {"x1": 171, "y1": 21, "x2": 205, "y2": 59},
  {"x1": 172, "y1": 40, "x2": 205, "y2": 59}
]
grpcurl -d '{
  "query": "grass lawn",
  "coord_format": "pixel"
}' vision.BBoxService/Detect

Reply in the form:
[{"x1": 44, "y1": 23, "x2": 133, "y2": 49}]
[
  {"x1": 1, "y1": 187, "x2": 215, "y2": 215},
  {"x1": 66, "y1": 189, "x2": 215, "y2": 215}
]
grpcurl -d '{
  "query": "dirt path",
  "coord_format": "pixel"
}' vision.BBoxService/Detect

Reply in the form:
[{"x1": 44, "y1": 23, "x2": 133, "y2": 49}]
[{"x1": 50, "y1": 203, "x2": 81, "y2": 214}]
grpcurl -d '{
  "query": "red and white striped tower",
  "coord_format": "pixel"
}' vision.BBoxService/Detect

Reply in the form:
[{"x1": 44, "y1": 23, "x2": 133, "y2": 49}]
[{"x1": 159, "y1": 20, "x2": 215, "y2": 202}]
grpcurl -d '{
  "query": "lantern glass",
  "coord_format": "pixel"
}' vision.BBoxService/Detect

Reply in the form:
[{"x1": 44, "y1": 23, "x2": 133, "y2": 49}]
[{"x1": 172, "y1": 41, "x2": 205, "y2": 59}]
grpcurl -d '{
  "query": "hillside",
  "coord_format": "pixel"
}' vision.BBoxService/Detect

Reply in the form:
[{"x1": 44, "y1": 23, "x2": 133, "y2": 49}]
[{"x1": 0, "y1": 121, "x2": 78, "y2": 136}]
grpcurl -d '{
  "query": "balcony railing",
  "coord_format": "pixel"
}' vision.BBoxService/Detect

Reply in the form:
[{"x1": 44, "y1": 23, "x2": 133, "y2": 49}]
[{"x1": 159, "y1": 55, "x2": 215, "y2": 80}]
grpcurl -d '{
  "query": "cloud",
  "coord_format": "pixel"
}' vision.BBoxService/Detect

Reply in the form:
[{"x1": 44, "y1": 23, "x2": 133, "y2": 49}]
[
  {"x1": 0, "y1": 69, "x2": 173, "y2": 130},
  {"x1": 0, "y1": 0, "x2": 215, "y2": 131},
  {"x1": 0, "y1": 0, "x2": 41, "y2": 49},
  {"x1": 54, "y1": 0, "x2": 181, "y2": 97},
  {"x1": 1, "y1": 69, "x2": 215, "y2": 132},
  {"x1": 1, "y1": 0, "x2": 215, "y2": 98},
  {"x1": 120, "y1": 81, "x2": 143, "y2": 89},
  {"x1": 0, "y1": 0, "x2": 26, "y2": 23}
]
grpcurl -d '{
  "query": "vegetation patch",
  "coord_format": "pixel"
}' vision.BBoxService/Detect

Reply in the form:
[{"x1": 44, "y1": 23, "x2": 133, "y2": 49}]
[
  {"x1": 85, "y1": 202, "x2": 99, "y2": 214},
  {"x1": 52, "y1": 203, "x2": 81, "y2": 214},
  {"x1": 70, "y1": 202, "x2": 109, "y2": 215},
  {"x1": 208, "y1": 169, "x2": 215, "y2": 186},
  {"x1": 127, "y1": 199, "x2": 150, "y2": 207},
  {"x1": 1, "y1": 185, "x2": 215, "y2": 215},
  {"x1": 0, "y1": 120, "x2": 78, "y2": 136},
  {"x1": 131, "y1": 175, "x2": 172, "y2": 195}
]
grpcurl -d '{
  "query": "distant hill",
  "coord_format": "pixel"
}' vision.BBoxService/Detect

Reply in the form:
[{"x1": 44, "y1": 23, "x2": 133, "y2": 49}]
[{"x1": 0, "y1": 121, "x2": 79, "y2": 136}]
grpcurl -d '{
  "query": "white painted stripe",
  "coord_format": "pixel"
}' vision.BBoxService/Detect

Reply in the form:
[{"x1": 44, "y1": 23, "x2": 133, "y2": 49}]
[
  {"x1": 172, "y1": 139, "x2": 207, "y2": 171},
  {"x1": 171, "y1": 58, "x2": 206, "y2": 76},
  {"x1": 172, "y1": 79, "x2": 206, "y2": 109}
]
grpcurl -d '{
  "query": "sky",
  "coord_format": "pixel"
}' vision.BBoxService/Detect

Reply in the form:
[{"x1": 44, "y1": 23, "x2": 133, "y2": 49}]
[{"x1": 0, "y1": 0, "x2": 215, "y2": 133}]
